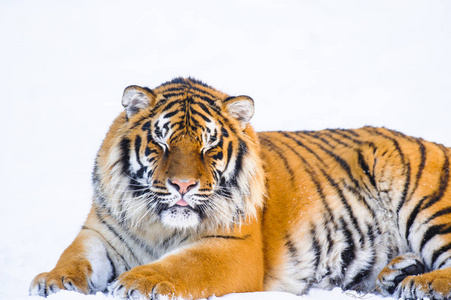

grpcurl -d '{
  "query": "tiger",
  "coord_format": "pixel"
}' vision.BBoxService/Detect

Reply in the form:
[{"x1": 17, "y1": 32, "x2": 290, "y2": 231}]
[{"x1": 29, "y1": 77, "x2": 451, "y2": 300}]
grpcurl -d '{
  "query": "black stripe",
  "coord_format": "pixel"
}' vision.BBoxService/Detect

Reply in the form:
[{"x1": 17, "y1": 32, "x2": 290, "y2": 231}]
[
  {"x1": 260, "y1": 134, "x2": 337, "y2": 239},
  {"x1": 134, "y1": 135, "x2": 143, "y2": 167},
  {"x1": 345, "y1": 128, "x2": 361, "y2": 138},
  {"x1": 405, "y1": 196, "x2": 428, "y2": 240},
  {"x1": 345, "y1": 265, "x2": 373, "y2": 290},
  {"x1": 95, "y1": 208, "x2": 160, "y2": 262},
  {"x1": 345, "y1": 184, "x2": 378, "y2": 219},
  {"x1": 438, "y1": 258, "x2": 451, "y2": 269},
  {"x1": 153, "y1": 192, "x2": 171, "y2": 197},
  {"x1": 280, "y1": 132, "x2": 327, "y2": 166},
  {"x1": 425, "y1": 207, "x2": 451, "y2": 224},
  {"x1": 129, "y1": 113, "x2": 157, "y2": 130},
  {"x1": 358, "y1": 150, "x2": 376, "y2": 188},
  {"x1": 420, "y1": 224, "x2": 451, "y2": 251},
  {"x1": 409, "y1": 139, "x2": 426, "y2": 200},
  {"x1": 285, "y1": 234, "x2": 299, "y2": 260},
  {"x1": 105, "y1": 251, "x2": 117, "y2": 283},
  {"x1": 194, "y1": 94, "x2": 218, "y2": 106},
  {"x1": 340, "y1": 217, "x2": 356, "y2": 274},
  {"x1": 299, "y1": 133, "x2": 362, "y2": 190},
  {"x1": 162, "y1": 110, "x2": 179, "y2": 119},
  {"x1": 160, "y1": 86, "x2": 185, "y2": 94},
  {"x1": 423, "y1": 146, "x2": 450, "y2": 210},
  {"x1": 203, "y1": 235, "x2": 251, "y2": 240},
  {"x1": 319, "y1": 131, "x2": 349, "y2": 148},
  {"x1": 325, "y1": 218, "x2": 334, "y2": 254},
  {"x1": 259, "y1": 136, "x2": 297, "y2": 188},
  {"x1": 311, "y1": 226, "x2": 321, "y2": 271},
  {"x1": 195, "y1": 100, "x2": 222, "y2": 117},
  {"x1": 190, "y1": 106, "x2": 212, "y2": 122},
  {"x1": 148, "y1": 156, "x2": 158, "y2": 164},
  {"x1": 278, "y1": 134, "x2": 365, "y2": 246},
  {"x1": 320, "y1": 168, "x2": 365, "y2": 246},
  {"x1": 135, "y1": 167, "x2": 147, "y2": 181},
  {"x1": 432, "y1": 242, "x2": 451, "y2": 268},
  {"x1": 367, "y1": 222, "x2": 376, "y2": 242},
  {"x1": 329, "y1": 129, "x2": 362, "y2": 145},
  {"x1": 81, "y1": 225, "x2": 131, "y2": 271},
  {"x1": 324, "y1": 129, "x2": 352, "y2": 148},
  {"x1": 93, "y1": 211, "x2": 139, "y2": 264},
  {"x1": 324, "y1": 147, "x2": 361, "y2": 188},
  {"x1": 216, "y1": 178, "x2": 232, "y2": 200},
  {"x1": 160, "y1": 84, "x2": 186, "y2": 91},
  {"x1": 363, "y1": 127, "x2": 411, "y2": 215},
  {"x1": 211, "y1": 151, "x2": 223, "y2": 161},
  {"x1": 162, "y1": 79, "x2": 218, "y2": 106},
  {"x1": 187, "y1": 113, "x2": 201, "y2": 128},
  {"x1": 160, "y1": 232, "x2": 180, "y2": 250},
  {"x1": 120, "y1": 138, "x2": 131, "y2": 176},
  {"x1": 221, "y1": 127, "x2": 229, "y2": 138},
  {"x1": 161, "y1": 92, "x2": 185, "y2": 99},
  {"x1": 154, "y1": 120, "x2": 163, "y2": 139},
  {"x1": 227, "y1": 140, "x2": 247, "y2": 189},
  {"x1": 189, "y1": 85, "x2": 217, "y2": 100},
  {"x1": 142, "y1": 121, "x2": 151, "y2": 131},
  {"x1": 158, "y1": 99, "x2": 180, "y2": 113},
  {"x1": 345, "y1": 223, "x2": 376, "y2": 289}
]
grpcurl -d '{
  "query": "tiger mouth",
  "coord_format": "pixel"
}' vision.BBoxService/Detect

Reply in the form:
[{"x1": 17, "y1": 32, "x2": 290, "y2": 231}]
[
  {"x1": 159, "y1": 204, "x2": 205, "y2": 229},
  {"x1": 159, "y1": 202, "x2": 203, "y2": 216},
  {"x1": 175, "y1": 199, "x2": 190, "y2": 207}
]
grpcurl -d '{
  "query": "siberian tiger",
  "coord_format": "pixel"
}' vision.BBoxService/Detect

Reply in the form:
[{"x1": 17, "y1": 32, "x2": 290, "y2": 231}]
[{"x1": 30, "y1": 78, "x2": 451, "y2": 300}]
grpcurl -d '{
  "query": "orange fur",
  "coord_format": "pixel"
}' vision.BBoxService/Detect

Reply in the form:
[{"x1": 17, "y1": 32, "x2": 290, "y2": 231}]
[
  {"x1": 30, "y1": 78, "x2": 451, "y2": 299},
  {"x1": 30, "y1": 231, "x2": 93, "y2": 295}
]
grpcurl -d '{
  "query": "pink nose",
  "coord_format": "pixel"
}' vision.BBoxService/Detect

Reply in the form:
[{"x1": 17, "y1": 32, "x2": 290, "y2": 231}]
[{"x1": 169, "y1": 179, "x2": 198, "y2": 195}]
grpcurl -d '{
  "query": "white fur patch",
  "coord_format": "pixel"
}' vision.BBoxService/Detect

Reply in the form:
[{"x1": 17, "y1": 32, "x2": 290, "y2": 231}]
[
  {"x1": 160, "y1": 207, "x2": 200, "y2": 229},
  {"x1": 85, "y1": 236, "x2": 113, "y2": 292}
]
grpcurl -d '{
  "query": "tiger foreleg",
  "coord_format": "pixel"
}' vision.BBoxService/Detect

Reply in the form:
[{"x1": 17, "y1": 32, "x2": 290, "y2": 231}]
[
  {"x1": 109, "y1": 228, "x2": 264, "y2": 300},
  {"x1": 29, "y1": 228, "x2": 113, "y2": 297}
]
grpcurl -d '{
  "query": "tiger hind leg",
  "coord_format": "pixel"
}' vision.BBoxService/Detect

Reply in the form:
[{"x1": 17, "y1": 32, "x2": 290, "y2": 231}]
[
  {"x1": 394, "y1": 267, "x2": 451, "y2": 300},
  {"x1": 376, "y1": 253, "x2": 425, "y2": 296},
  {"x1": 377, "y1": 253, "x2": 451, "y2": 299}
]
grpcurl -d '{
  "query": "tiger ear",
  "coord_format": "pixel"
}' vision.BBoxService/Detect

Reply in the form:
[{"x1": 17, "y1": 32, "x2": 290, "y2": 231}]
[
  {"x1": 122, "y1": 86, "x2": 156, "y2": 119},
  {"x1": 223, "y1": 95, "x2": 254, "y2": 129}
]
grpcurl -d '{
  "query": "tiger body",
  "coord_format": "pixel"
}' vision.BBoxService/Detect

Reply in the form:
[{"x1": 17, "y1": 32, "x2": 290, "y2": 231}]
[
  {"x1": 260, "y1": 128, "x2": 451, "y2": 296},
  {"x1": 30, "y1": 78, "x2": 451, "y2": 299}
]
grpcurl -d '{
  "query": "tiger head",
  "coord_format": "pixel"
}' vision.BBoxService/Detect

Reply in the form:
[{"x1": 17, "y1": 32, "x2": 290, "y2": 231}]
[{"x1": 93, "y1": 78, "x2": 265, "y2": 232}]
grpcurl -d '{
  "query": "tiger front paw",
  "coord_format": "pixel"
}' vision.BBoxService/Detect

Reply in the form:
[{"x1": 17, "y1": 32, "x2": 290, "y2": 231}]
[
  {"x1": 29, "y1": 270, "x2": 90, "y2": 297},
  {"x1": 376, "y1": 252, "x2": 425, "y2": 296},
  {"x1": 109, "y1": 265, "x2": 181, "y2": 300}
]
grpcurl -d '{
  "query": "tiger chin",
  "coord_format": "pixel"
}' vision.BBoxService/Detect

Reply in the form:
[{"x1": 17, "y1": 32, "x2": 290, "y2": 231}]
[{"x1": 30, "y1": 78, "x2": 451, "y2": 300}]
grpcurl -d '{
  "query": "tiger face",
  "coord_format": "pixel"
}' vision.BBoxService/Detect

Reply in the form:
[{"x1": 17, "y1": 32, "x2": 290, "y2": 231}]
[{"x1": 93, "y1": 79, "x2": 265, "y2": 232}]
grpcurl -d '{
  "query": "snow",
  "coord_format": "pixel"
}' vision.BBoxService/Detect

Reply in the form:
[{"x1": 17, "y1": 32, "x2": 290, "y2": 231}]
[
  {"x1": 1, "y1": 0, "x2": 450, "y2": 299},
  {"x1": 22, "y1": 289, "x2": 391, "y2": 300}
]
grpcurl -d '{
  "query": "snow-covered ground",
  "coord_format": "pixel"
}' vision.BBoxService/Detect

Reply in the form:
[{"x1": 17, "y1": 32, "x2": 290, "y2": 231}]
[{"x1": 1, "y1": 1, "x2": 450, "y2": 299}]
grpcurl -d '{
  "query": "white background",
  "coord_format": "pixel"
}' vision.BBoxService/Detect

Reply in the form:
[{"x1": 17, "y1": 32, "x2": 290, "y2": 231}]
[{"x1": 1, "y1": 1, "x2": 450, "y2": 299}]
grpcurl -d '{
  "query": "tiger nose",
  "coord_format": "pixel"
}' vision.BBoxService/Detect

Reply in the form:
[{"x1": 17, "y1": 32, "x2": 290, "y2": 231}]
[{"x1": 169, "y1": 179, "x2": 199, "y2": 195}]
